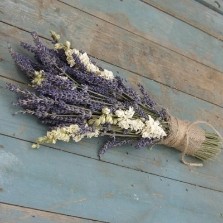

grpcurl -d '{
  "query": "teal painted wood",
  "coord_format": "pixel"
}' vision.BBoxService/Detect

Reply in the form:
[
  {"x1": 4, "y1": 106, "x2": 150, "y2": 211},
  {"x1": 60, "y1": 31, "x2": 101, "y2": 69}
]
[
  {"x1": 58, "y1": 0, "x2": 223, "y2": 72},
  {"x1": 142, "y1": 0, "x2": 223, "y2": 40},
  {"x1": 1, "y1": 1, "x2": 223, "y2": 221},
  {"x1": 1, "y1": 71, "x2": 223, "y2": 192},
  {"x1": 1, "y1": 17, "x2": 223, "y2": 108},
  {"x1": 0, "y1": 203, "x2": 102, "y2": 223},
  {"x1": 0, "y1": 24, "x2": 223, "y2": 192},
  {"x1": 195, "y1": 0, "x2": 223, "y2": 15},
  {"x1": 0, "y1": 134, "x2": 223, "y2": 223}
]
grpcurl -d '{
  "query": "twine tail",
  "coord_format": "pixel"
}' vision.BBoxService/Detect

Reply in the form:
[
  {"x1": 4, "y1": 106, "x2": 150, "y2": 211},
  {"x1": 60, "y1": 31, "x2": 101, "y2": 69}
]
[{"x1": 161, "y1": 116, "x2": 223, "y2": 167}]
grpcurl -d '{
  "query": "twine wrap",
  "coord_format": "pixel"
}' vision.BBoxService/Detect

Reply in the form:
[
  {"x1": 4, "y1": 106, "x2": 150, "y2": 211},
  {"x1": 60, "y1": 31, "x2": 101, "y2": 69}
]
[{"x1": 161, "y1": 116, "x2": 206, "y2": 166}]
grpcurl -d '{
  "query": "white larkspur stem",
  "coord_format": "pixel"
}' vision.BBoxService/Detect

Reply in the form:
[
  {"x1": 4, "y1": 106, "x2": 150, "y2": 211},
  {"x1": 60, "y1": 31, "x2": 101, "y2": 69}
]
[
  {"x1": 115, "y1": 107, "x2": 166, "y2": 140},
  {"x1": 53, "y1": 35, "x2": 114, "y2": 80}
]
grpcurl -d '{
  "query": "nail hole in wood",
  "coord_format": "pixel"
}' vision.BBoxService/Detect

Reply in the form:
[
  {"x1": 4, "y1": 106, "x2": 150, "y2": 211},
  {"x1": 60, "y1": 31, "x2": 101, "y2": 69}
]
[{"x1": 214, "y1": 1, "x2": 221, "y2": 8}]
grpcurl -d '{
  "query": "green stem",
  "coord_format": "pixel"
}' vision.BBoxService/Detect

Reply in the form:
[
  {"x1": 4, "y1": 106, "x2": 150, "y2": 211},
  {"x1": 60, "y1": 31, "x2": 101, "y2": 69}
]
[
  {"x1": 101, "y1": 132, "x2": 140, "y2": 137},
  {"x1": 50, "y1": 114, "x2": 79, "y2": 117},
  {"x1": 120, "y1": 92, "x2": 157, "y2": 118},
  {"x1": 87, "y1": 89, "x2": 110, "y2": 99},
  {"x1": 54, "y1": 64, "x2": 79, "y2": 85},
  {"x1": 90, "y1": 99, "x2": 112, "y2": 106},
  {"x1": 90, "y1": 95, "x2": 109, "y2": 101},
  {"x1": 54, "y1": 63, "x2": 111, "y2": 101}
]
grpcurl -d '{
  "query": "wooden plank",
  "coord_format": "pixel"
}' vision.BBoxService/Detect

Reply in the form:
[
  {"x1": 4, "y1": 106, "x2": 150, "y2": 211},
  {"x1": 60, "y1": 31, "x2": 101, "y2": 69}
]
[
  {"x1": 141, "y1": 0, "x2": 223, "y2": 40},
  {"x1": 0, "y1": 134, "x2": 223, "y2": 223},
  {"x1": 0, "y1": 203, "x2": 103, "y2": 223},
  {"x1": 58, "y1": 0, "x2": 223, "y2": 71},
  {"x1": 0, "y1": 24, "x2": 223, "y2": 192},
  {"x1": 0, "y1": 3, "x2": 223, "y2": 108},
  {"x1": 2, "y1": 73, "x2": 223, "y2": 194},
  {"x1": 195, "y1": 0, "x2": 223, "y2": 15}
]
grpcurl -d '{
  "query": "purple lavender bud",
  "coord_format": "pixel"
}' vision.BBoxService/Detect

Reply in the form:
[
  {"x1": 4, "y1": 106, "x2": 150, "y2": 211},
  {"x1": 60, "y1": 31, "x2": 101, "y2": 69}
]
[
  {"x1": 135, "y1": 138, "x2": 154, "y2": 149},
  {"x1": 98, "y1": 138, "x2": 135, "y2": 159},
  {"x1": 8, "y1": 31, "x2": 168, "y2": 155},
  {"x1": 20, "y1": 42, "x2": 37, "y2": 54},
  {"x1": 9, "y1": 49, "x2": 35, "y2": 78}
]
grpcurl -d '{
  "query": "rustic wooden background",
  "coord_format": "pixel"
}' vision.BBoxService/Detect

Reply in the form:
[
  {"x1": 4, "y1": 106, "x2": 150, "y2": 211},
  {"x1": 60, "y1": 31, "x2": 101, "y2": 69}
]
[{"x1": 0, "y1": 0, "x2": 223, "y2": 222}]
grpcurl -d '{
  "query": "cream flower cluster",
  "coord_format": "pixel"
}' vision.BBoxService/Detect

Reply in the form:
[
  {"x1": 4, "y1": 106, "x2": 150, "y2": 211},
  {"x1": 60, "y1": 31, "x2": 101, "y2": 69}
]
[
  {"x1": 31, "y1": 70, "x2": 44, "y2": 86},
  {"x1": 53, "y1": 33, "x2": 114, "y2": 80},
  {"x1": 32, "y1": 107, "x2": 166, "y2": 148},
  {"x1": 50, "y1": 31, "x2": 60, "y2": 42},
  {"x1": 88, "y1": 107, "x2": 114, "y2": 126},
  {"x1": 115, "y1": 107, "x2": 166, "y2": 139},
  {"x1": 32, "y1": 124, "x2": 99, "y2": 148},
  {"x1": 115, "y1": 107, "x2": 142, "y2": 130},
  {"x1": 88, "y1": 107, "x2": 166, "y2": 140},
  {"x1": 78, "y1": 52, "x2": 114, "y2": 80},
  {"x1": 141, "y1": 116, "x2": 167, "y2": 139}
]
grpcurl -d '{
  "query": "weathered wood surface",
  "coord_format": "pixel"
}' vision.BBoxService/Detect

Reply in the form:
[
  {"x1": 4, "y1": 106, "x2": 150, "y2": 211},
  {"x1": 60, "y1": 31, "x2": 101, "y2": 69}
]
[
  {"x1": 1, "y1": 25, "x2": 223, "y2": 192},
  {"x1": 0, "y1": 135, "x2": 223, "y2": 223},
  {"x1": 1, "y1": 0, "x2": 223, "y2": 107},
  {"x1": 0, "y1": 0, "x2": 223, "y2": 222},
  {"x1": 0, "y1": 21, "x2": 223, "y2": 191},
  {"x1": 59, "y1": 0, "x2": 223, "y2": 72},
  {"x1": 142, "y1": 0, "x2": 223, "y2": 40},
  {"x1": 0, "y1": 203, "x2": 103, "y2": 223},
  {"x1": 1, "y1": 23, "x2": 222, "y2": 130},
  {"x1": 196, "y1": 0, "x2": 223, "y2": 15}
]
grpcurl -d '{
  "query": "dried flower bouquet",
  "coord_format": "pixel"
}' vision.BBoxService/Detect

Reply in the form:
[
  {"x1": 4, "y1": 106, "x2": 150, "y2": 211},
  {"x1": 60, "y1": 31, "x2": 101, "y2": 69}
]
[{"x1": 7, "y1": 32, "x2": 222, "y2": 166}]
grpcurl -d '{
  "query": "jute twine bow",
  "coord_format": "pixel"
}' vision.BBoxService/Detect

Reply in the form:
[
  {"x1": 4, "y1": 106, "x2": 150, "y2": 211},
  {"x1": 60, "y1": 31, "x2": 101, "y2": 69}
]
[{"x1": 161, "y1": 116, "x2": 223, "y2": 167}]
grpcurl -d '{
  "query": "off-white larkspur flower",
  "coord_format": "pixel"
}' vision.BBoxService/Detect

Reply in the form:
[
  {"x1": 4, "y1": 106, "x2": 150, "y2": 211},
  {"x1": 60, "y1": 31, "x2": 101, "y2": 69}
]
[
  {"x1": 114, "y1": 107, "x2": 166, "y2": 140},
  {"x1": 50, "y1": 31, "x2": 60, "y2": 42},
  {"x1": 102, "y1": 107, "x2": 110, "y2": 115},
  {"x1": 32, "y1": 124, "x2": 99, "y2": 148},
  {"x1": 32, "y1": 70, "x2": 45, "y2": 86},
  {"x1": 105, "y1": 114, "x2": 113, "y2": 124},
  {"x1": 129, "y1": 119, "x2": 145, "y2": 132},
  {"x1": 124, "y1": 107, "x2": 135, "y2": 118},
  {"x1": 141, "y1": 116, "x2": 166, "y2": 139},
  {"x1": 118, "y1": 119, "x2": 131, "y2": 130},
  {"x1": 115, "y1": 109, "x2": 125, "y2": 118},
  {"x1": 52, "y1": 32, "x2": 114, "y2": 80}
]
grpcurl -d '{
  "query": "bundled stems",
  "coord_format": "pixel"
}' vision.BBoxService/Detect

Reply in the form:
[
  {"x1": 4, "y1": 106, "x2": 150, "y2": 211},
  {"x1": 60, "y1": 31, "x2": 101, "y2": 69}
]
[{"x1": 7, "y1": 31, "x2": 222, "y2": 166}]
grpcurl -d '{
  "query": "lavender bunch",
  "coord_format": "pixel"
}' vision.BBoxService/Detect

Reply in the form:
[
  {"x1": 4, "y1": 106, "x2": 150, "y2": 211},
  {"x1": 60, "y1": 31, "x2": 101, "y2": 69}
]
[
  {"x1": 8, "y1": 31, "x2": 169, "y2": 158},
  {"x1": 8, "y1": 32, "x2": 222, "y2": 167}
]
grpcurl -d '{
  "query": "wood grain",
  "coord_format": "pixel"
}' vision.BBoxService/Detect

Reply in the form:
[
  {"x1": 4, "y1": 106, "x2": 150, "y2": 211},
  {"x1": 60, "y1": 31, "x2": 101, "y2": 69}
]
[
  {"x1": 0, "y1": 134, "x2": 223, "y2": 223},
  {"x1": 1, "y1": 75, "x2": 223, "y2": 192},
  {"x1": 195, "y1": 0, "x2": 223, "y2": 15},
  {"x1": 0, "y1": 22, "x2": 223, "y2": 191},
  {"x1": 0, "y1": 1, "x2": 223, "y2": 107},
  {"x1": 0, "y1": 203, "x2": 103, "y2": 223},
  {"x1": 1, "y1": 1, "x2": 223, "y2": 222},
  {"x1": 59, "y1": 0, "x2": 223, "y2": 70},
  {"x1": 142, "y1": 0, "x2": 223, "y2": 40}
]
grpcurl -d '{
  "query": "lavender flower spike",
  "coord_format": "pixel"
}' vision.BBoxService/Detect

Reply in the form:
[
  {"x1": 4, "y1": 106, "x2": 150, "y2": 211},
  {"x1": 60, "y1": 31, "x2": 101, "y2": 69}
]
[{"x1": 9, "y1": 31, "x2": 221, "y2": 167}]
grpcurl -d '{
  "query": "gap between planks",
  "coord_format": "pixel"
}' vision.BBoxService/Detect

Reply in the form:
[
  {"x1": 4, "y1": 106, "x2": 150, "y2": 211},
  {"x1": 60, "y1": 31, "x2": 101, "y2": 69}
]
[
  {"x1": 57, "y1": 0, "x2": 223, "y2": 73},
  {"x1": 140, "y1": 0, "x2": 223, "y2": 40},
  {"x1": 0, "y1": 202, "x2": 107, "y2": 223},
  {"x1": 1, "y1": 131, "x2": 223, "y2": 194},
  {"x1": 195, "y1": 0, "x2": 223, "y2": 15},
  {"x1": 2, "y1": 134, "x2": 223, "y2": 222},
  {"x1": 2, "y1": 0, "x2": 223, "y2": 106},
  {"x1": 1, "y1": 22, "x2": 223, "y2": 192},
  {"x1": 1, "y1": 21, "x2": 223, "y2": 109}
]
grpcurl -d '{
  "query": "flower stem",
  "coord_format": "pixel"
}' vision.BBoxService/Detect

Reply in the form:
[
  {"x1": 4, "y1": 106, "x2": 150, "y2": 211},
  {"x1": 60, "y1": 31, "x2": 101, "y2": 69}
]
[{"x1": 101, "y1": 132, "x2": 140, "y2": 137}]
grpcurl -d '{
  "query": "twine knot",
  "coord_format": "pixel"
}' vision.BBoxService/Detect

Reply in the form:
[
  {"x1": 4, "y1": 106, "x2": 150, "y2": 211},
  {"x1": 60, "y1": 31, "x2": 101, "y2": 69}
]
[{"x1": 161, "y1": 116, "x2": 222, "y2": 167}]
